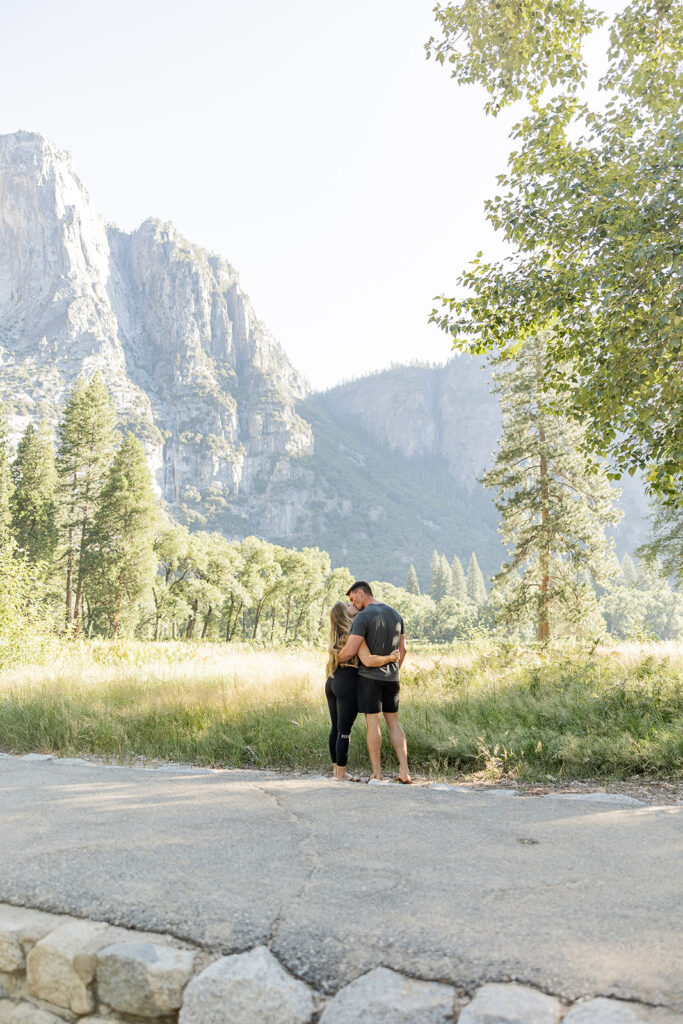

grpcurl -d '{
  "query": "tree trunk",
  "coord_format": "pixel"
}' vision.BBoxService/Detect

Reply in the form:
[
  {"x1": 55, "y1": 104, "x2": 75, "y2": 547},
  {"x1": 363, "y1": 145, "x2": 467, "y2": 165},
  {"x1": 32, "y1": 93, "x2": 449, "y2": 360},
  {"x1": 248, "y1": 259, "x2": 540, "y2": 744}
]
[
  {"x1": 65, "y1": 537, "x2": 73, "y2": 626},
  {"x1": 201, "y1": 606, "x2": 212, "y2": 640},
  {"x1": 186, "y1": 598, "x2": 199, "y2": 640},
  {"x1": 112, "y1": 574, "x2": 123, "y2": 639},
  {"x1": 538, "y1": 425, "x2": 551, "y2": 642},
  {"x1": 252, "y1": 599, "x2": 265, "y2": 640}
]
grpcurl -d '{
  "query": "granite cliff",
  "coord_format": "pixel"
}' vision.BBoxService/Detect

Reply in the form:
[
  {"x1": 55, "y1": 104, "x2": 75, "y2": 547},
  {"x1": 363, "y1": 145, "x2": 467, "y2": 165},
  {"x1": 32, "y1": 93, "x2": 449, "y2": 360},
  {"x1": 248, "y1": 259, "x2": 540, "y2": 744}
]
[{"x1": 0, "y1": 132, "x2": 646, "y2": 585}]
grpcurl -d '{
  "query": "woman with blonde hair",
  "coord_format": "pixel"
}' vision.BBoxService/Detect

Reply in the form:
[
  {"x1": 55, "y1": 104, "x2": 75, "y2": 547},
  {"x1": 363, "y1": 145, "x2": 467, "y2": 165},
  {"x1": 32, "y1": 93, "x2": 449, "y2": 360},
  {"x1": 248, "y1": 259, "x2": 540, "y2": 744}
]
[{"x1": 325, "y1": 600, "x2": 398, "y2": 781}]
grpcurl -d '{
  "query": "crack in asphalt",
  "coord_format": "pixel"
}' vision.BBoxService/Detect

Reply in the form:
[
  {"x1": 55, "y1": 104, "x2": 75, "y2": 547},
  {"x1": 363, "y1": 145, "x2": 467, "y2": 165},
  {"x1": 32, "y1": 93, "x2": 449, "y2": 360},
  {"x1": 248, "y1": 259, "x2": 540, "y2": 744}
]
[{"x1": 250, "y1": 782, "x2": 325, "y2": 947}]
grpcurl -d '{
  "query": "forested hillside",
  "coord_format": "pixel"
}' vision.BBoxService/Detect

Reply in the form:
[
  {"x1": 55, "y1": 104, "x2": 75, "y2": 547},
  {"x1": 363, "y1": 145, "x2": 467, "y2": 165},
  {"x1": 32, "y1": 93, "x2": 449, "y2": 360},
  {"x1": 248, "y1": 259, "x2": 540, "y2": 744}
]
[{"x1": 0, "y1": 131, "x2": 649, "y2": 586}]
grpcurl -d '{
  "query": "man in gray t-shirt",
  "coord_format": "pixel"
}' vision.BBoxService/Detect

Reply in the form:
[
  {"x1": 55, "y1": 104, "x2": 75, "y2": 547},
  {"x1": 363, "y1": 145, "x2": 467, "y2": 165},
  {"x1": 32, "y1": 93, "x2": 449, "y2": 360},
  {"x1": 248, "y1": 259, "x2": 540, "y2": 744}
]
[{"x1": 335, "y1": 581, "x2": 411, "y2": 783}]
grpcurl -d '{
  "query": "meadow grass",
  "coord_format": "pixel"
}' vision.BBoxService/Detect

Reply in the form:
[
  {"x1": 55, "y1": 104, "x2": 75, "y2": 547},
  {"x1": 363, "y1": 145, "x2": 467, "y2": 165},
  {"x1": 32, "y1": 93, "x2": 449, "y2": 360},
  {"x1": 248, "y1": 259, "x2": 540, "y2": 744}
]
[{"x1": 0, "y1": 640, "x2": 681, "y2": 781}]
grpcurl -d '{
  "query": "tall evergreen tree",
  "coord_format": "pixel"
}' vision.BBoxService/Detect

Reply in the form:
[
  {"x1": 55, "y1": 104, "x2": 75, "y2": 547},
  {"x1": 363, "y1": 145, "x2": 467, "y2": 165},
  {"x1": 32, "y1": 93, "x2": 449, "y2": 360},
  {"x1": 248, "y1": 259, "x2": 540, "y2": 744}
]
[
  {"x1": 466, "y1": 553, "x2": 488, "y2": 605},
  {"x1": 10, "y1": 423, "x2": 58, "y2": 564},
  {"x1": 56, "y1": 374, "x2": 118, "y2": 632},
  {"x1": 83, "y1": 433, "x2": 159, "y2": 637},
  {"x1": 429, "y1": 549, "x2": 450, "y2": 602},
  {"x1": 482, "y1": 333, "x2": 621, "y2": 640},
  {"x1": 0, "y1": 405, "x2": 14, "y2": 545},
  {"x1": 450, "y1": 555, "x2": 467, "y2": 602},
  {"x1": 439, "y1": 554, "x2": 453, "y2": 599},
  {"x1": 619, "y1": 553, "x2": 638, "y2": 588},
  {"x1": 405, "y1": 563, "x2": 420, "y2": 596}
]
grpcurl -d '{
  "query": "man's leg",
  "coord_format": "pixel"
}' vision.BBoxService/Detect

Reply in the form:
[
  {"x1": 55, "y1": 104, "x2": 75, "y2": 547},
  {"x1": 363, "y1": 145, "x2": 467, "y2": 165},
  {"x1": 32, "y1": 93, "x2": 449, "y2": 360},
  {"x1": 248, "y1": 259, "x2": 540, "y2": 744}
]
[
  {"x1": 364, "y1": 713, "x2": 383, "y2": 779},
  {"x1": 383, "y1": 712, "x2": 410, "y2": 781}
]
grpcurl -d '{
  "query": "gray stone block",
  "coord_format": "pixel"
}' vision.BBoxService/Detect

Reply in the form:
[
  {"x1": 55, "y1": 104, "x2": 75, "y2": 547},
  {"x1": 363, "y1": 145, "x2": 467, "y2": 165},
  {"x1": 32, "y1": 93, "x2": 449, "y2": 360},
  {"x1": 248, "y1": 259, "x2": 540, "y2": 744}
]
[
  {"x1": 179, "y1": 946, "x2": 313, "y2": 1024},
  {"x1": 564, "y1": 998, "x2": 683, "y2": 1023},
  {"x1": 319, "y1": 967, "x2": 455, "y2": 1024},
  {"x1": 96, "y1": 940, "x2": 195, "y2": 1017},
  {"x1": 0, "y1": 907, "x2": 65, "y2": 973},
  {"x1": 27, "y1": 919, "x2": 129, "y2": 1015},
  {"x1": 0, "y1": 1003, "x2": 65, "y2": 1024},
  {"x1": 458, "y1": 983, "x2": 563, "y2": 1023}
]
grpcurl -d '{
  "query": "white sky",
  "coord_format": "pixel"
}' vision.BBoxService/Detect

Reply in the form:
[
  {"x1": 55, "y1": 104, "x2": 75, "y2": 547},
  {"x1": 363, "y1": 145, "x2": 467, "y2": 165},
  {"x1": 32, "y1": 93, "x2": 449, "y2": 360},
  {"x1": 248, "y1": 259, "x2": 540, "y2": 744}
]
[{"x1": 1, "y1": 0, "x2": 618, "y2": 391}]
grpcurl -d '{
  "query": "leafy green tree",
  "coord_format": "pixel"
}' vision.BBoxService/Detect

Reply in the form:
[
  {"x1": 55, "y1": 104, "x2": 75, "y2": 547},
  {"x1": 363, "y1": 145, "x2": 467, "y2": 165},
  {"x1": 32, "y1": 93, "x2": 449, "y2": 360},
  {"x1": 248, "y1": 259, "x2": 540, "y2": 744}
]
[
  {"x1": 428, "y1": 0, "x2": 683, "y2": 498},
  {"x1": 466, "y1": 553, "x2": 488, "y2": 605},
  {"x1": 637, "y1": 496, "x2": 683, "y2": 589},
  {"x1": 369, "y1": 581, "x2": 434, "y2": 640},
  {"x1": 272, "y1": 546, "x2": 329, "y2": 642},
  {"x1": 482, "y1": 333, "x2": 621, "y2": 640},
  {"x1": 0, "y1": 542, "x2": 56, "y2": 667},
  {"x1": 0, "y1": 406, "x2": 14, "y2": 544},
  {"x1": 425, "y1": 595, "x2": 478, "y2": 642},
  {"x1": 83, "y1": 434, "x2": 158, "y2": 637},
  {"x1": 405, "y1": 563, "x2": 420, "y2": 596},
  {"x1": 149, "y1": 525, "x2": 195, "y2": 639},
  {"x1": 220, "y1": 537, "x2": 280, "y2": 641},
  {"x1": 601, "y1": 559, "x2": 683, "y2": 640},
  {"x1": 10, "y1": 423, "x2": 58, "y2": 564},
  {"x1": 56, "y1": 374, "x2": 118, "y2": 632}
]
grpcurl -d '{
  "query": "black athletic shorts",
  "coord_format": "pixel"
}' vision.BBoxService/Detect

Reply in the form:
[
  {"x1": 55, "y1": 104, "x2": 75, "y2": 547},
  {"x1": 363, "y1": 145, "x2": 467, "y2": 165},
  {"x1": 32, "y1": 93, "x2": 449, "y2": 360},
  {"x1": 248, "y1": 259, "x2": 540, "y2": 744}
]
[{"x1": 358, "y1": 676, "x2": 400, "y2": 715}]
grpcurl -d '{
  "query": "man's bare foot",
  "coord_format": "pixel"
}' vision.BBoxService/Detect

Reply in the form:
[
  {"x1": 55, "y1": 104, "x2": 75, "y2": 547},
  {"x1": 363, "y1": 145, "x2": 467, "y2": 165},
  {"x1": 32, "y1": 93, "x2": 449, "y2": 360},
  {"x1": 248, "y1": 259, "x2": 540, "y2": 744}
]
[{"x1": 397, "y1": 775, "x2": 412, "y2": 784}]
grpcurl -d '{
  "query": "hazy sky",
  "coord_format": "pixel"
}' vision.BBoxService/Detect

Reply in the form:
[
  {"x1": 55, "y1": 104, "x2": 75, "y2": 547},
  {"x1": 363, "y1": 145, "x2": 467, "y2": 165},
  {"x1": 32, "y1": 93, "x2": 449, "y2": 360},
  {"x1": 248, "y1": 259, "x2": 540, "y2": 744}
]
[{"x1": 1, "y1": 0, "x2": 617, "y2": 391}]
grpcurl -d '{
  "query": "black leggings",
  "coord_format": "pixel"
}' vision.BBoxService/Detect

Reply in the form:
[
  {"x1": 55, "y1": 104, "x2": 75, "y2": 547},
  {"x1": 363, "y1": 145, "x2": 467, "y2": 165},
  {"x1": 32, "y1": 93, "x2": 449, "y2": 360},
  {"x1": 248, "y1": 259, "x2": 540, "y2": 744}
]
[{"x1": 325, "y1": 666, "x2": 359, "y2": 767}]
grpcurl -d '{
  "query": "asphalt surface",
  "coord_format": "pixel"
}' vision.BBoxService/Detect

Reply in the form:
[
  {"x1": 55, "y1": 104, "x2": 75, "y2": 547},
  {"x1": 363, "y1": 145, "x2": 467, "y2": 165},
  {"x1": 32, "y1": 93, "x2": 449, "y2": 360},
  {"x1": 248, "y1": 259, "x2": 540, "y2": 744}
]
[{"x1": 1, "y1": 754, "x2": 681, "y2": 1009}]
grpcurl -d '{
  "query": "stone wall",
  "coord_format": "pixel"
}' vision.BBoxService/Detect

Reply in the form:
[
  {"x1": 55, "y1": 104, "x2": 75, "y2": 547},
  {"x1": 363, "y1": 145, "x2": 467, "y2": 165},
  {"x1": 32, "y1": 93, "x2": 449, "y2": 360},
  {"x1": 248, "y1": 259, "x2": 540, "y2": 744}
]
[{"x1": 0, "y1": 904, "x2": 678, "y2": 1024}]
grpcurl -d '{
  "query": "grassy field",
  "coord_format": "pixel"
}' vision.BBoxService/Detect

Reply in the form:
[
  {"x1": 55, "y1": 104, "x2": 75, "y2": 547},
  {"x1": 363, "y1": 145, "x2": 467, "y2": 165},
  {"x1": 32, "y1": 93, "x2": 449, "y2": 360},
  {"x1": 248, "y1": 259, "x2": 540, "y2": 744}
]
[{"x1": 0, "y1": 640, "x2": 682, "y2": 781}]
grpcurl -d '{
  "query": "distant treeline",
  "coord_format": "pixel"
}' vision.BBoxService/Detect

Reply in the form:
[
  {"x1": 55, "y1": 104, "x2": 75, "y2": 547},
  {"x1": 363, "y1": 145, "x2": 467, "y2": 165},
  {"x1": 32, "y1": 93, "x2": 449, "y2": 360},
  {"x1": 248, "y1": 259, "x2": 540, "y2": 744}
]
[{"x1": 0, "y1": 369, "x2": 681, "y2": 654}]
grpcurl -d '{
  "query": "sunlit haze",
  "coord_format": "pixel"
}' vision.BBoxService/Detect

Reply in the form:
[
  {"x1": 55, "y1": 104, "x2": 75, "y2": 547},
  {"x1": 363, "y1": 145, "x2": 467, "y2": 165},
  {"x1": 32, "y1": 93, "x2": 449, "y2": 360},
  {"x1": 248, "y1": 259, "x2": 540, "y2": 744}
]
[{"x1": 1, "y1": 0, "x2": 621, "y2": 390}]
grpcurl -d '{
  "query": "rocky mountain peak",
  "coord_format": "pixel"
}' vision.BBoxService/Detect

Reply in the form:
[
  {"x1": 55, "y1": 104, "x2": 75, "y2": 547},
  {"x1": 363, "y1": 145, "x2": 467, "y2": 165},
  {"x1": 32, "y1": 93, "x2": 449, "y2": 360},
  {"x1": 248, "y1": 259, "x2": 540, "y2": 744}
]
[{"x1": 0, "y1": 130, "x2": 312, "y2": 516}]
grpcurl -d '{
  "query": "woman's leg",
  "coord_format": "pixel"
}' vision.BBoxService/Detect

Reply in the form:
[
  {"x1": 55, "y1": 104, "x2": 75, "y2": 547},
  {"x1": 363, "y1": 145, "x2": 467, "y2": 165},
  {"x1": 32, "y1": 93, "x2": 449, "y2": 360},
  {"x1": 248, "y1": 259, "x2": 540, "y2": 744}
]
[
  {"x1": 335, "y1": 694, "x2": 358, "y2": 769},
  {"x1": 325, "y1": 677, "x2": 337, "y2": 769},
  {"x1": 332, "y1": 668, "x2": 358, "y2": 777}
]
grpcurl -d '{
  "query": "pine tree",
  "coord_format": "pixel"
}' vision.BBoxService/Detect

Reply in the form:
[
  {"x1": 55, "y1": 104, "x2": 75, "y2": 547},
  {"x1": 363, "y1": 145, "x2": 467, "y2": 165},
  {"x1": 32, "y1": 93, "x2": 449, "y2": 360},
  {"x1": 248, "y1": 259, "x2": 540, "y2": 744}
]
[
  {"x1": 450, "y1": 555, "x2": 467, "y2": 602},
  {"x1": 56, "y1": 374, "x2": 118, "y2": 632},
  {"x1": 619, "y1": 553, "x2": 638, "y2": 588},
  {"x1": 482, "y1": 332, "x2": 621, "y2": 640},
  {"x1": 439, "y1": 555, "x2": 453, "y2": 598},
  {"x1": 429, "y1": 550, "x2": 450, "y2": 602},
  {"x1": 0, "y1": 406, "x2": 14, "y2": 545},
  {"x1": 10, "y1": 423, "x2": 58, "y2": 564},
  {"x1": 466, "y1": 553, "x2": 488, "y2": 605},
  {"x1": 83, "y1": 434, "x2": 159, "y2": 637},
  {"x1": 406, "y1": 563, "x2": 420, "y2": 595}
]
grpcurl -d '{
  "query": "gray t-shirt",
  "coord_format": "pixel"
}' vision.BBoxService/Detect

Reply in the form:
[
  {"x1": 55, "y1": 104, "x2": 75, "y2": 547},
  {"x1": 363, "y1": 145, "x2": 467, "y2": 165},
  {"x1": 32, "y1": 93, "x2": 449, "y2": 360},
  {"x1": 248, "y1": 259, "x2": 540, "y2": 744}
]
[{"x1": 349, "y1": 602, "x2": 404, "y2": 681}]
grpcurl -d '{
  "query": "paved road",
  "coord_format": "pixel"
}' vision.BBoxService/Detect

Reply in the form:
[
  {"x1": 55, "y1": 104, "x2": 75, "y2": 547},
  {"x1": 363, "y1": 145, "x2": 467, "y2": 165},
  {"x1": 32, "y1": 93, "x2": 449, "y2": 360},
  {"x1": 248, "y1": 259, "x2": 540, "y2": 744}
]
[{"x1": 1, "y1": 755, "x2": 681, "y2": 1010}]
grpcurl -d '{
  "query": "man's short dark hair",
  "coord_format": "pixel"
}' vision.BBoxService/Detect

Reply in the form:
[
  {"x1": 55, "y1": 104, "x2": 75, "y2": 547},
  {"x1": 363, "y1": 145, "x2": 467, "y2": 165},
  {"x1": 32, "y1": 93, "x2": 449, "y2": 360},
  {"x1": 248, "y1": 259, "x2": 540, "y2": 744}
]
[{"x1": 347, "y1": 581, "x2": 373, "y2": 597}]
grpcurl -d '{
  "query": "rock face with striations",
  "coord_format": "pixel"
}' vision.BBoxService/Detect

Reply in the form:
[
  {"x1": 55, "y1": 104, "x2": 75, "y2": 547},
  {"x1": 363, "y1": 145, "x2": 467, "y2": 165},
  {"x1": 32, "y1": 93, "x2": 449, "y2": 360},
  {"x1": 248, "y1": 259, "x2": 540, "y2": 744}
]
[
  {"x1": 0, "y1": 131, "x2": 646, "y2": 583},
  {"x1": 0, "y1": 131, "x2": 312, "y2": 529}
]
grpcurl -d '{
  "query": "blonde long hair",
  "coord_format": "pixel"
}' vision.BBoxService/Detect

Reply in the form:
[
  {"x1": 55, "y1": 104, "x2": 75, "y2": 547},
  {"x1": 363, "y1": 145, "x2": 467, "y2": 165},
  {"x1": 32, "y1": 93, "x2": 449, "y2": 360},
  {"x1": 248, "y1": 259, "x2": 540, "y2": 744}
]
[{"x1": 326, "y1": 601, "x2": 359, "y2": 678}]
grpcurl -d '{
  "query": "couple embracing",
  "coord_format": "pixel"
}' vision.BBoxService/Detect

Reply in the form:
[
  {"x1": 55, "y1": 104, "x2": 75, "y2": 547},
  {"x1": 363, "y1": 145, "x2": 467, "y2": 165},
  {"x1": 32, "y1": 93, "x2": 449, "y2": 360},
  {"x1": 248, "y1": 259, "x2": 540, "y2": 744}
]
[{"x1": 325, "y1": 581, "x2": 411, "y2": 784}]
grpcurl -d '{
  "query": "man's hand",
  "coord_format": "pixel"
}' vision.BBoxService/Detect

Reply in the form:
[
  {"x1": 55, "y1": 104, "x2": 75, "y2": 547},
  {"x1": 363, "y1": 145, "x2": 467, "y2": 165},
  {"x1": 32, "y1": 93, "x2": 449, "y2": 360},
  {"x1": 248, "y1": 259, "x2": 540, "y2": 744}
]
[{"x1": 336, "y1": 634, "x2": 363, "y2": 664}]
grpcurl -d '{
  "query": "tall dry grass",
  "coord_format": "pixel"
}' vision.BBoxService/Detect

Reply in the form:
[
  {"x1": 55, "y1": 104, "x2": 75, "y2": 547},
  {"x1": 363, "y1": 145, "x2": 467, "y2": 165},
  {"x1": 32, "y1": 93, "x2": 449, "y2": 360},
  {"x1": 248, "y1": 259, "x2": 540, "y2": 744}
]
[{"x1": 1, "y1": 640, "x2": 681, "y2": 780}]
